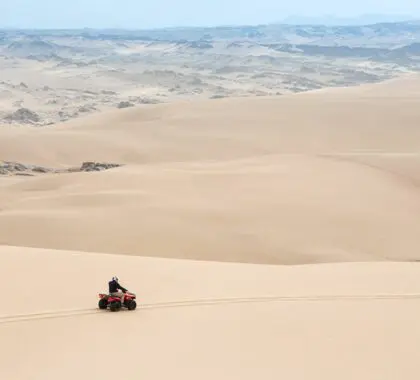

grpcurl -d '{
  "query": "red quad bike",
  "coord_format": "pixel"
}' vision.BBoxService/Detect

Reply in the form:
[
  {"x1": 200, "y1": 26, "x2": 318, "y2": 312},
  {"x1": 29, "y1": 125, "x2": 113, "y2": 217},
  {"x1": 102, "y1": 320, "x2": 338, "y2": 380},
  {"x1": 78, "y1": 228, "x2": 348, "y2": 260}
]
[{"x1": 98, "y1": 292, "x2": 137, "y2": 312}]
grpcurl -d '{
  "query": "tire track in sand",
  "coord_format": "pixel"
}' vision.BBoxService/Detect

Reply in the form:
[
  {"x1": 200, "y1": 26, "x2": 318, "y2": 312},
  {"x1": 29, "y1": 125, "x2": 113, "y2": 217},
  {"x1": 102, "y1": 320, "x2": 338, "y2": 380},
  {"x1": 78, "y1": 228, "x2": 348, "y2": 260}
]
[{"x1": 2, "y1": 293, "x2": 420, "y2": 325}]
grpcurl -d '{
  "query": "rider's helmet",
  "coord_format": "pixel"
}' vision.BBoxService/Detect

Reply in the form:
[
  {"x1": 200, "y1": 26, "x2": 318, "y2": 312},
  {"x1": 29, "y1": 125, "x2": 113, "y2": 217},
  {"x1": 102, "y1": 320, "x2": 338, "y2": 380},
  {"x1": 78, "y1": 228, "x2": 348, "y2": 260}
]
[{"x1": 112, "y1": 276, "x2": 119, "y2": 282}]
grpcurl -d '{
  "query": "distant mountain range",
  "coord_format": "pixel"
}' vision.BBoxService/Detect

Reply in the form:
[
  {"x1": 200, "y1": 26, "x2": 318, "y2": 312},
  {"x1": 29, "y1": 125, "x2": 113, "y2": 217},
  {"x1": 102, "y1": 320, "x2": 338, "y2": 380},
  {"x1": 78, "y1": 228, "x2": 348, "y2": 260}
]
[
  {"x1": 3, "y1": 19, "x2": 420, "y2": 45},
  {"x1": 2, "y1": 19, "x2": 420, "y2": 55},
  {"x1": 279, "y1": 13, "x2": 418, "y2": 26}
]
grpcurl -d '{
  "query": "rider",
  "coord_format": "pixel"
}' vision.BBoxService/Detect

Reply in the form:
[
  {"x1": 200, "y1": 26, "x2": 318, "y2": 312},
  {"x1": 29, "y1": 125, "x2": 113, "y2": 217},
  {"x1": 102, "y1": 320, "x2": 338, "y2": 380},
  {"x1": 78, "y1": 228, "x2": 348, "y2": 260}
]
[{"x1": 108, "y1": 276, "x2": 128, "y2": 304}]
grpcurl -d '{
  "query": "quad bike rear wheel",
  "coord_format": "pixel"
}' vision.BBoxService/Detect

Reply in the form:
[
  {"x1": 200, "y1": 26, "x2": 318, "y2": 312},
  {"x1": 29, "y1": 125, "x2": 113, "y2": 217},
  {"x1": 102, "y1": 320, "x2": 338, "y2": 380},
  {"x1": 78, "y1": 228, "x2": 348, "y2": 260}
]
[
  {"x1": 110, "y1": 301, "x2": 121, "y2": 312},
  {"x1": 98, "y1": 298, "x2": 108, "y2": 310}
]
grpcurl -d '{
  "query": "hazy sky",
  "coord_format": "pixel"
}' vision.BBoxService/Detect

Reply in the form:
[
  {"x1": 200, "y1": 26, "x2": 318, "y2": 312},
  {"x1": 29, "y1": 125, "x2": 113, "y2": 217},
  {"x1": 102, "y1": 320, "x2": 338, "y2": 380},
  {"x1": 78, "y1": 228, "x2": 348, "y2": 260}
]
[{"x1": 1, "y1": 0, "x2": 420, "y2": 29}]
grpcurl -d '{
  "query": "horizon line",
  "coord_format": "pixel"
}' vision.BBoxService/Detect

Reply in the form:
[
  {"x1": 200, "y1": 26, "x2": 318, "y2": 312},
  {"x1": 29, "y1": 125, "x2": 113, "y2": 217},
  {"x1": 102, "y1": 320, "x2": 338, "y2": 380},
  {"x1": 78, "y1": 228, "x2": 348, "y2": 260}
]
[{"x1": 1, "y1": 17, "x2": 420, "y2": 32}]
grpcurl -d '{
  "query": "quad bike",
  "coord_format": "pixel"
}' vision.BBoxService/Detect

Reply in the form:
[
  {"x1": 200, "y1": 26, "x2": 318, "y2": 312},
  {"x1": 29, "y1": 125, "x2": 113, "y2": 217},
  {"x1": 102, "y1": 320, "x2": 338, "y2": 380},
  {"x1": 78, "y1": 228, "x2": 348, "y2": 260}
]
[{"x1": 98, "y1": 291, "x2": 137, "y2": 312}]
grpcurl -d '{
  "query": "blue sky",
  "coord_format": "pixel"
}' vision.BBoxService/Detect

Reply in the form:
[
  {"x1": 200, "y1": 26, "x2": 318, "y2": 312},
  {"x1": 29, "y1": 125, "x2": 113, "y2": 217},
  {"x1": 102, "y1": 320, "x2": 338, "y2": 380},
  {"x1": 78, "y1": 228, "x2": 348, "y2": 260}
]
[{"x1": 1, "y1": 0, "x2": 419, "y2": 29}]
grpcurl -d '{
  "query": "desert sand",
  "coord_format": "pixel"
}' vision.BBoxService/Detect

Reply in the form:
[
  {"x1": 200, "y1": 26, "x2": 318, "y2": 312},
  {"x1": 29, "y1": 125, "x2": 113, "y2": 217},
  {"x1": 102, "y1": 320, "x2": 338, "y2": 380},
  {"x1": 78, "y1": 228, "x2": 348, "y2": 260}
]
[
  {"x1": 1, "y1": 74, "x2": 420, "y2": 263},
  {"x1": 1, "y1": 246, "x2": 420, "y2": 380},
  {"x1": 1, "y1": 71, "x2": 420, "y2": 379}
]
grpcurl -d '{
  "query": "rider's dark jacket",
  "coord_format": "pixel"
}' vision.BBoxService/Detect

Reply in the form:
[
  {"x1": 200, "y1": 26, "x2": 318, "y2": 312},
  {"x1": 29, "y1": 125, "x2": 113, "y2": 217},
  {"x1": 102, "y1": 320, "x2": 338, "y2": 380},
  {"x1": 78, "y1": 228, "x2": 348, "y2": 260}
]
[{"x1": 109, "y1": 280, "x2": 128, "y2": 294}]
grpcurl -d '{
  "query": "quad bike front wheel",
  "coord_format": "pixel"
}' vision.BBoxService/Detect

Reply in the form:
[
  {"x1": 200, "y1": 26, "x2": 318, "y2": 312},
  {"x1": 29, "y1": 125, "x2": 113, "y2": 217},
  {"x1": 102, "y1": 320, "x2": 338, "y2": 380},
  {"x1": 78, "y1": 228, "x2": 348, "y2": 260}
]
[
  {"x1": 98, "y1": 298, "x2": 108, "y2": 310},
  {"x1": 127, "y1": 300, "x2": 137, "y2": 311}
]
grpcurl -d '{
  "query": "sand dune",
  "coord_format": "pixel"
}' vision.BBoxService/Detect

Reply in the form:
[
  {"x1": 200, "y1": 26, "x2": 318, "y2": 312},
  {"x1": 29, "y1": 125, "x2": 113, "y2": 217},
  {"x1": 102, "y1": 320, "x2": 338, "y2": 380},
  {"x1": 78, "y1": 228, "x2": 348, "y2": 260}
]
[
  {"x1": 1, "y1": 76, "x2": 420, "y2": 263},
  {"x1": 2, "y1": 74, "x2": 420, "y2": 166},
  {"x1": 1, "y1": 154, "x2": 420, "y2": 263},
  {"x1": 2, "y1": 246, "x2": 420, "y2": 380}
]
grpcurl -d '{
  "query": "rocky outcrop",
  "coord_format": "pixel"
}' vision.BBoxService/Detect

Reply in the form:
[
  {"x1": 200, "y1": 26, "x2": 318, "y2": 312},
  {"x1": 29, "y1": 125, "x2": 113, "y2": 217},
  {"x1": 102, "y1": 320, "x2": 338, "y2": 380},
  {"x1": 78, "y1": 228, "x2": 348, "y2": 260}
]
[
  {"x1": 0, "y1": 161, "x2": 54, "y2": 176},
  {"x1": 117, "y1": 101, "x2": 134, "y2": 109},
  {"x1": 80, "y1": 162, "x2": 122, "y2": 172},
  {"x1": 4, "y1": 108, "x2": 41, "y2": 124},
  {"x1": 0, "y1": 161, "x2": 122, "y2": 176}
]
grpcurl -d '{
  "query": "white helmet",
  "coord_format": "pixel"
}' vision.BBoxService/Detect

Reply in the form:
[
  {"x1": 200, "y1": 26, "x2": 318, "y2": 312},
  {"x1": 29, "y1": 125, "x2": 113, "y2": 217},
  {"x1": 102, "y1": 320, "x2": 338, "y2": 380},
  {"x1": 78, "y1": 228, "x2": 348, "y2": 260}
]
[{"x1": 112, "y1": 276, "x2": 119, "y2": 282}]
